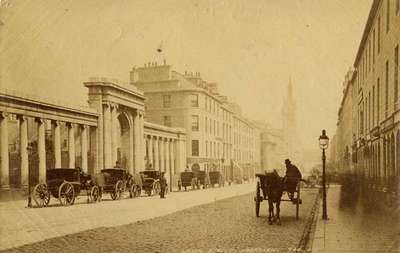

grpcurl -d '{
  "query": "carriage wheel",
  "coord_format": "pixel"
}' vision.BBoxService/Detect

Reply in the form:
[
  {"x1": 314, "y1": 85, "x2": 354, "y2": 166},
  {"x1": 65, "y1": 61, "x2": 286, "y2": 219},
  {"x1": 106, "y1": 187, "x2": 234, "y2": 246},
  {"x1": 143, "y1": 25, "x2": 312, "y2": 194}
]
[
  {"x1": 153, "y1": 181, "x2": 160, "y2": 195},
  {"x1": 89, "y1": 186, "x2": 100, "y2": 203},
  {"x1": 33, "y1": 183, "x2": 50, "y2": 208},
  {"x1": 59, "y1": 182, "x2": 75, "y2": 206},
  {"x1": 111, "y1": 180, "x2": 124, "y2": 200},
  {"x1": 255, "y1": 181, "x2": 261, "y2": 217}
]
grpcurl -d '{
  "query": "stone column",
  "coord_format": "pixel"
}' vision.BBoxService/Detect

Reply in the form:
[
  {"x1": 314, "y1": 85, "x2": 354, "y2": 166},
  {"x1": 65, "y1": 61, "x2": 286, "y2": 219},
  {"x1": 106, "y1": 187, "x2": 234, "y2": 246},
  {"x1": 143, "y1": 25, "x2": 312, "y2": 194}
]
[
  {"x1": 170, "y1": 139, "x2": 175, "y2": 175},
  {"x1": 154, "y1": 136, "x2": 159, "y2": 170},
  {"x1": 133, "y1": 111, "x2": 141, "y2": 172},
  {"x1": 19, "y1": 115, "x2": 29, "y2": 187},
  {"x1": 81, "y1": 125, "x2": 88, "y2": 173},
  {"x1": 128, "y1": 112, "x2": 134, "y2": 175},
  {"x1": 0, "y1": 112, "x2": 9, "y2": 189},
  {"x1": 111, "y1": 104, "x2": 118, "y2": 166},
  {"x1": 159, "y1": 138, "x2": 165, "y2": 172},
  {"x1": 67, "y1": 123, "x2": 75, "y2": 168},
  {"x1": 90, "y1": 126, "x2": 98, "y2": 174},
  {"x1": 147, "y1": 135, "x2": 153, "y2": 169},
  {"x1": 52, "y1": 120, "x2": 61, "y2": 168},
  {"x1": 36, "y1": 118, "x2": 46, "y2": 184},
  {"x1": 103, "y1": 103, "x2": 112, "y2": 168},
  {"x1": 165, "y1": 138, "x2": 170, "y2": 176},
  {"x1": 140, "y1": 113, "x2": 146, "y2": 169}
]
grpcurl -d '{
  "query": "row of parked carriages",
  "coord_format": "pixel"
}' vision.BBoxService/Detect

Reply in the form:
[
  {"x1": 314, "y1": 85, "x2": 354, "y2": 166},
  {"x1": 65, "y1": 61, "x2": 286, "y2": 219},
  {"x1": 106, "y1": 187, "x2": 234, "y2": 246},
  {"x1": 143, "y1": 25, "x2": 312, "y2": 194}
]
[
  {"x1": 177, "y1": 170, "x2": 225, "y2": 191},
  {"x1": 32, "y1": 167, "x2": 166, "y2": 208}
]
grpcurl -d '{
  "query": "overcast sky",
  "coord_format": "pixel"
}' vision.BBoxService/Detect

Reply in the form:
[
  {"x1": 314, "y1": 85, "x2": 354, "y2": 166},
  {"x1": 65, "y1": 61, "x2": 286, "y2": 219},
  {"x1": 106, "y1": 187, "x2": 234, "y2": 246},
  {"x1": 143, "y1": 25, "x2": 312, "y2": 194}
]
[{"x1": 0, "y1": 0, "x2": 372, "y2": 149}]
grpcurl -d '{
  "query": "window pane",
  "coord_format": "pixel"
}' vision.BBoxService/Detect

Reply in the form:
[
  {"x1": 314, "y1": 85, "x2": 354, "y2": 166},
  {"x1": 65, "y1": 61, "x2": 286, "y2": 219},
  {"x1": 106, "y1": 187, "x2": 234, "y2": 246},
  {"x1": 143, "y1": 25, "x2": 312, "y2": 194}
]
[
  {"x1": 191, "y1": 115, "x2": 199, "y2": 131},
  {"x1": 191, "y1": 94, "x2": 199, "y2": 107},
  {"x1": 163, "y1": 95, "x2": 171, "y2": 108},
  {"x1": 192, "y1": 140, "x2": 199, "y2": 156}
]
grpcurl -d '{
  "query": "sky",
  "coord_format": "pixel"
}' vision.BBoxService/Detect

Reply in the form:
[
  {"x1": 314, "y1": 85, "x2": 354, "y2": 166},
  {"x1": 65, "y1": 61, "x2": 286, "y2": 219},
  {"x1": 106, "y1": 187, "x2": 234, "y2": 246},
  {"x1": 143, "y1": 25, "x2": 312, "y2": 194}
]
[{"x1": 0, "y1": 0, "x2": 373, "y2": 149}]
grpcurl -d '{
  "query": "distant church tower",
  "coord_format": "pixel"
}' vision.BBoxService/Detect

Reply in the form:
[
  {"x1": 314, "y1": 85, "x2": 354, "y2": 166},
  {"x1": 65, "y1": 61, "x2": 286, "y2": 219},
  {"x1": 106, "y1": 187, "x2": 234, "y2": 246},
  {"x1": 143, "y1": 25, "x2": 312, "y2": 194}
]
[{"x1": 282, "y1": 78, "x2": 298, "y2": 161}]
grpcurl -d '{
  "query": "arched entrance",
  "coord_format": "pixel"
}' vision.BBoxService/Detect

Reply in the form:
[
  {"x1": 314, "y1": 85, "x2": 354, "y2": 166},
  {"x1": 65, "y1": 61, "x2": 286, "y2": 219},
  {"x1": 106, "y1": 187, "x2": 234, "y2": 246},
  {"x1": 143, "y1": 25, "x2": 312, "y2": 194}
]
[{"x1": 115, "y1": 112, "x2": 132, "y2": 170}]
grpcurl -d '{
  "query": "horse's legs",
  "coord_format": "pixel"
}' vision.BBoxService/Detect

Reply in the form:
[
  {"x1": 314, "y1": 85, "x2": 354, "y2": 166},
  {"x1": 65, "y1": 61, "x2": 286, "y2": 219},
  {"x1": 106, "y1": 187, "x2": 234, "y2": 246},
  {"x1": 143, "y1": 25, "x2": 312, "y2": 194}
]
[
  {"x1": 268, "y1": 200, "x2": 274, "y2": 224},
  {"x1": 276, "y1": 200, "x2": 281, "y2": 225}
]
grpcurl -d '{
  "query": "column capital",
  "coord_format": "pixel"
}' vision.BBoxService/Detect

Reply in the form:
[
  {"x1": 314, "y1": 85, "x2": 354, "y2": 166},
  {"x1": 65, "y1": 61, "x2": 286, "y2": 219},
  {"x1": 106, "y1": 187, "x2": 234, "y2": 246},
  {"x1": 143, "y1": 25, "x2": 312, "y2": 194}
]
[
  {"x1": 0, "y1": 112, "x2": 9, "y2": 119},
  {"x1": 17, "y1": 114, "x2": 28, "y2": 122},
  {"x1": 66, "y1": 122, "x2": 75, "y2": 128},
  {"x1": 51, "y1": 120, "x2": 61, "y2": 126},
  {"x1": 110, "y1": 102, "x2": 119, "y2": 111},
  {"x1": 80, "y1": 124, "x2": 88, "y2": 130},
  {"x1": 35, "y1": 117, "x2": 46, "y2": 124},
  {"x1": 102, "y1": 102, "x2": 112, "y2": 108}
]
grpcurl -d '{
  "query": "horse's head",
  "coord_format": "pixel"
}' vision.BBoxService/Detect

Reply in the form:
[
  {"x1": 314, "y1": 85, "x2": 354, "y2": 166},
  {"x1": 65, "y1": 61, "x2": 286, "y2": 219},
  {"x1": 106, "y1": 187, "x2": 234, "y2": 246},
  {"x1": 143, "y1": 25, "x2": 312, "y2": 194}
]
[{"x1": 264, "y1": 170, "x2": 283, "y2": 189}]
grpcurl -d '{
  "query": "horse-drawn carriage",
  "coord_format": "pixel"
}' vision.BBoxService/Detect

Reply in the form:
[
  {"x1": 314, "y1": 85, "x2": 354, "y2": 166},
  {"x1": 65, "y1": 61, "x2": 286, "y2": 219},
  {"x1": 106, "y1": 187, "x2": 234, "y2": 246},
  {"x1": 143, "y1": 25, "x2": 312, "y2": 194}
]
[
  {"x1": 32, "y1": 168, "x2": 99, "y2": 207},
  {"x1": 94, "y1": 168, "x2": 140, "y2": 200},
  {"x1": 139, "y1": 170, "x2": 165, "y2": 196},
  {"x1": 254, "y1": 172, "x2": 302, "y2": 224},
  {"x1": 194, "y1": 170, "x2": 209, "y2": 189},
  {"x1": 208, "y1": 171, "x2": 224, "y2": 187},
  {"x1": 178, "y1": 171, "x2": 197, "y2": 191}
]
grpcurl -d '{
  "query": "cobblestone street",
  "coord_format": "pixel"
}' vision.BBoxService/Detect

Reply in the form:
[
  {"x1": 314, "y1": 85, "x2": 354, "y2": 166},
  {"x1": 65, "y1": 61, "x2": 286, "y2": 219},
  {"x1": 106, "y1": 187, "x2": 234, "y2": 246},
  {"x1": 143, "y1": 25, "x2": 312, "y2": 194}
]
[{"x1": 1, "y1": 188, "x2": 318, "y2": 253}]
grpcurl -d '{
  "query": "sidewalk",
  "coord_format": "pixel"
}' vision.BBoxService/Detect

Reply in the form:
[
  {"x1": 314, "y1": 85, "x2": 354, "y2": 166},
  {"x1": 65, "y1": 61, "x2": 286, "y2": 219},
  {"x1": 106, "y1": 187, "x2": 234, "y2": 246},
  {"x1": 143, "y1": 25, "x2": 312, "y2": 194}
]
[
  {"x1": 0, "y1": 183, "x2": 254, "y2": 251},
  {"x1": 311, "y1": 185, "x2": 399, "y2": 253}
]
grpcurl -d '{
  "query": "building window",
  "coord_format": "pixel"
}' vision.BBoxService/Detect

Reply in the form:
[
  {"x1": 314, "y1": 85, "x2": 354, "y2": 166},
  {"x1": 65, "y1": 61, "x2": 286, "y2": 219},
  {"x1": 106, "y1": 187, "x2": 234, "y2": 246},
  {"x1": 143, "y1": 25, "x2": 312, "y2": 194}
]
[
  {"x1": 386, "y1": 0, "x2": 390, "y2": 32},
  {"x1": 395, "y1": 45, "x2": 399, "y2": 103},
  {"x1": 206, "y1": 141, "x2": 208, "y2": 157},
  {"x1": 205, "y1": 116, "x2": 208, "y2": 133},
  {"x1": 205, "y1": 96, "x2": 208, "y2": 110},
  {"x1": 191, "y1": 115, "x2": 199, "y2": 131},
  {"x1": 192, "y1": 140, "x2": 199, "y2": 156},
  {"x1": 164, "y1": 116, "x2": 171, "y2": 127},
  {"x1": 397, "y1": 0, "x2": 400, "y2": 14},
  {"x1": 378, "y1": 16, "x2": 381, "y2": 54},
  {"x1": 191, "y1": 94, "x2": 199, "y2": 107},
  {"x1": 163, "y1": 95, "x2": 171, "y2": 108}
]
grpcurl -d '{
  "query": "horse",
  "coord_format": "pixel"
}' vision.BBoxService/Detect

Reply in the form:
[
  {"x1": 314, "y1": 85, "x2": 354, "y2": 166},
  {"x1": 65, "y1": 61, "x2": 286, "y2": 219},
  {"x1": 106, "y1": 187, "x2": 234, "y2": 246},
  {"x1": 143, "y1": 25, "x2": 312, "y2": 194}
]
[{"x1": 262, "y1": 170, "x2": 284, "y2": 225}]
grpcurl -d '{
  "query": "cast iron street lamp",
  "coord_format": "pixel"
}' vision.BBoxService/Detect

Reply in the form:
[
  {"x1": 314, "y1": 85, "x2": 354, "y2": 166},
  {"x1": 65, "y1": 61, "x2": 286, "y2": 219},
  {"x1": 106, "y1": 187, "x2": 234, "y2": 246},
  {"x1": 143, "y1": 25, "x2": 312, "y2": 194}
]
[{"x1": 319, "y1": 129, "x2": 329, "y2": 220}]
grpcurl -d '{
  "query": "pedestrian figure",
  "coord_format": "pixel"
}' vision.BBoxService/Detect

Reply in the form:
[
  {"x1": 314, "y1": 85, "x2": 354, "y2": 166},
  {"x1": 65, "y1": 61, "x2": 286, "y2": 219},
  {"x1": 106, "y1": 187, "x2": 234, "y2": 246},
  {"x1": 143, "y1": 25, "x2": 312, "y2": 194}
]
[
  {"x1": 159, "y1": 172, "x2": 167, "y2": 198},
  {"x1": 283, "y1": 159, "x2": 302, "y2": 200}
]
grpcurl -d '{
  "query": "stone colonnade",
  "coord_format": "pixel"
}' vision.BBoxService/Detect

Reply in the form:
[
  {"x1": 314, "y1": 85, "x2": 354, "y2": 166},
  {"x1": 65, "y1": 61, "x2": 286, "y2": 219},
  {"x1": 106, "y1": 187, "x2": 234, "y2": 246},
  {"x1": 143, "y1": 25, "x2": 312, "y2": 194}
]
[
  {"x1": 0, "y1": 111, "x2": 96, "y2": 189},
  {"x1": 144, "y1": 124, "x2": 186, "y2": 188}
]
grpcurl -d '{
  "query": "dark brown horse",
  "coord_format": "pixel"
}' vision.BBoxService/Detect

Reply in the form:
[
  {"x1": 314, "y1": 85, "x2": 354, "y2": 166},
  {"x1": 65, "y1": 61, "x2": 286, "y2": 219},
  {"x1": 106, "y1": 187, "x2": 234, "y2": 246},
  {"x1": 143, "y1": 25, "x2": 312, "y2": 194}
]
[{"x1": 263, "y1": 171, "x2": 284, "y2": 225}]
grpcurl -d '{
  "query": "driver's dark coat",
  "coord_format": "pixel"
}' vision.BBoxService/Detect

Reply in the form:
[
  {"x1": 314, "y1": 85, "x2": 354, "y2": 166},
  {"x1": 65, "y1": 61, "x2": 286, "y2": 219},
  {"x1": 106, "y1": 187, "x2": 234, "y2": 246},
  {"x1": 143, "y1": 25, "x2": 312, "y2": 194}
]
[{"x1": 285, "y1": 164, "x2": 302, "y2": 179}]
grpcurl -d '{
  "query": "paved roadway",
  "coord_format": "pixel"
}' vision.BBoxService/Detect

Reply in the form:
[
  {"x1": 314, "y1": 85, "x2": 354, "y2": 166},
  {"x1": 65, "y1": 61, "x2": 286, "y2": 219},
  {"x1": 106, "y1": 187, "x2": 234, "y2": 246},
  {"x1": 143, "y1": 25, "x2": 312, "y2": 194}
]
[
  {"x1": 1, "y1": 185, "x2": 318, "y2": 253},
  {"x1": 0, "y1": 183, "x2": 254, "y2": 250}
]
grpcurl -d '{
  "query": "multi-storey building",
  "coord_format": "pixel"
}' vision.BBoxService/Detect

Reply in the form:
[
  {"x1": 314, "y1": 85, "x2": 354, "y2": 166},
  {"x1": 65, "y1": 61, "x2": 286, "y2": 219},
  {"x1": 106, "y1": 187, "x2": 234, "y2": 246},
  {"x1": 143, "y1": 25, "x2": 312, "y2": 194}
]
[
  {"x1": 130, "y1": 61, "x2": 261, "y2": 181},
  {"x1": 335, "y1": 69, "x2": 356, "y2": 174},
  {"x1": 334, "y1": 0, "x2": 399, "y2": 193}
]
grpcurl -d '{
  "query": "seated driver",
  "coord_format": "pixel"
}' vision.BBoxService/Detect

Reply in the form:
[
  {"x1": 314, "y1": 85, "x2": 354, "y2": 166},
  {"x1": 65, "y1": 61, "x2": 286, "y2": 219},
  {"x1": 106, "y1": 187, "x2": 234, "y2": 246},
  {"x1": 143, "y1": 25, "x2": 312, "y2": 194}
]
[{"x1": 283, "y1": 159, "x2": 302, "y2": 199}]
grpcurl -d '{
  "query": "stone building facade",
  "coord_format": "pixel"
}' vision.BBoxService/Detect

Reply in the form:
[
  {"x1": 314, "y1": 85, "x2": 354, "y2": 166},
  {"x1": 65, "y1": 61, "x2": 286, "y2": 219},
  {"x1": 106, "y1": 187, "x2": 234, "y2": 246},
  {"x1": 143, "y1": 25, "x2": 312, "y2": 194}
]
[
  {"x1": 0, "y1": 78, "x2": 186, "y2": 189},
  {"x1": 334, "y1": 0, "x2": 399, "y2": 193},
  {"x1": 131, "y1": 61, "x2": 261, "y2": 181}
]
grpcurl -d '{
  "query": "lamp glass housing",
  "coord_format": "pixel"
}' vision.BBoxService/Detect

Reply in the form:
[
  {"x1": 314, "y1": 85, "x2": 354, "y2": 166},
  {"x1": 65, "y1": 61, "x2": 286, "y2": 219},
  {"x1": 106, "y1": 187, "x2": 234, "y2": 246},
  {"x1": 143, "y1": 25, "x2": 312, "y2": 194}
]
[{"x1": 319, "y1": 136, "x2": 329, "y2": 150}]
